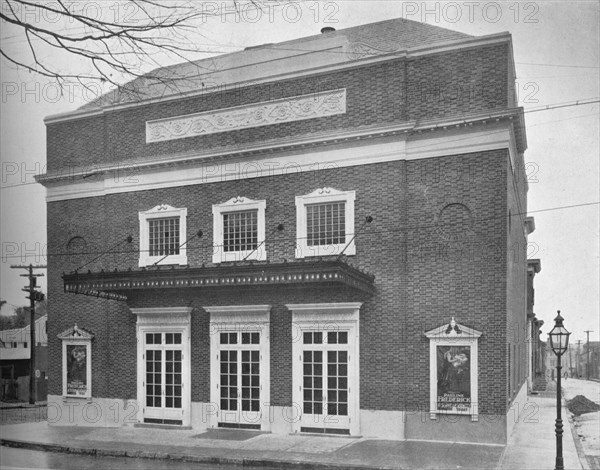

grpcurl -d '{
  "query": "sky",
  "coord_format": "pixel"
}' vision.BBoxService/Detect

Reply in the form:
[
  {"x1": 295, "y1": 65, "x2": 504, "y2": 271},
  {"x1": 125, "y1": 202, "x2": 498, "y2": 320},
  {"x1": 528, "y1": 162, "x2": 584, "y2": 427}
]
[{"x1": 1, "y1": 1, "x2": 599, "y2": 344}]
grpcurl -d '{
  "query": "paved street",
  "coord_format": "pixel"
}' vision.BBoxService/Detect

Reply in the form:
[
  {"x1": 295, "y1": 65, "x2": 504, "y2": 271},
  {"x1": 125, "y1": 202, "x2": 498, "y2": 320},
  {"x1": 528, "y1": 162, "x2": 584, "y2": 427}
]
[
  {"x1": 562, "y1": 378, "x2": 600, "y2": 470},
  {"x1": 0, "y1": 447, "x2": 269, "y2": 470}
]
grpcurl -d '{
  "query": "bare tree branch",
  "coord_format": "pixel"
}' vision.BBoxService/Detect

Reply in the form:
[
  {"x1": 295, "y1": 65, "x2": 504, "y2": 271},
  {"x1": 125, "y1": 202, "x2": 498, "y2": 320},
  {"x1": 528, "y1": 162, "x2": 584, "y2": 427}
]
[{"x1": 0, "y1": 0, "x2": 262, "y2": 103}]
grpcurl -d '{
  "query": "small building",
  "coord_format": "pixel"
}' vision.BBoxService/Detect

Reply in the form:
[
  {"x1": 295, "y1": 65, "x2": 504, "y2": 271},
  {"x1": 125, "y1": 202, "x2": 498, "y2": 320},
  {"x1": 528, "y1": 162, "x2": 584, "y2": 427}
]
[
  {"x1": 37, "y1": 18, "x2": 533, "y2": 444},
  {"x1": 526, "y1": 259, "x2": 546, "y2": 391},
  {"x1": 578, "y1": 342, "x2": 600, "y2": 380},
  {"x1": 0, "y1": 315, "x2": 48, "y2": 401}
]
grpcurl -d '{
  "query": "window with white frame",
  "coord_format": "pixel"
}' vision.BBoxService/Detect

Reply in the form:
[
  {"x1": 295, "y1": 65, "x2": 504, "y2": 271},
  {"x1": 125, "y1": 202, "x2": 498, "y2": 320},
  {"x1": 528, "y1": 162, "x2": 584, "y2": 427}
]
[
  {"x1": 296, "y1": 188, "x2": 356, "y2": 258},
  {"x1": 286, "y1": 302, "x2": 362, "y2": 436},
  {"x1": 213, "y1": 197, "x2": 266, "y2": 263},
  {"x1": 205, "y1": 305, "x2": 271, "y2": 431},
  {"x1": 139, "y1": 204, "x2": 187, "y2": 267}
]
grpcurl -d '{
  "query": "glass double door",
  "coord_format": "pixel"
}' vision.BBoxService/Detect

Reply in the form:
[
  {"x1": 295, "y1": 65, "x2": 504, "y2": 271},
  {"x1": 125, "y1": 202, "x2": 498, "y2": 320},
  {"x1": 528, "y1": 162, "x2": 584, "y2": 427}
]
[
  {"x1": 217, "y1": 331, "x2": 262, "y2": 428},
  {"x1": 143, "y1": 332, "x2": 184, "y2": 425},
  {"x1": 299, "y1": 330, "x2": 352, "y2": 433}
]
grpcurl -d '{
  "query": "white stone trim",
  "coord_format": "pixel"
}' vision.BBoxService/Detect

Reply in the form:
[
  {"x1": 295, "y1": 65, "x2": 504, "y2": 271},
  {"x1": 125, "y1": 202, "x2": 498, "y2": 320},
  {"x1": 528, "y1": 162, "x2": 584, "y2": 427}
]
[
  {"x1": 57, "y1": 324, "x2": 94, "y2": 341},
  {"x1": 204, "y1": 304, "x2": 271, "y2": 322},
  {"x1": 425, "y1": 318, "x2": 481, "y2": 422},
  {"x1": 147, "y1": 89, "x2": 346, "y2": 143},
  {"x1": 360, "y1": 409, "x2": 405, "y2": 439},
  {"x1": 206, "y1": 305, "x2": 271, "y2": 430},
  {"x1": 42, "y1": 120, "x2": 518, "y2": 202},
  {"x1": 131, "y1": 307, "x2": 193, "y2": 324},
  {"x1": 131, "y1": 307, "x2": 192, "y2": 427},
  {"x1": 295, "y1": 188, "x2": 356, "y2": 258},
  {"x1": 286, "y1": 302, "x2": 362, "y2": 320},
  {"x1": 287, "y1": 302, "x2": 361, "y2": 436},
  {"x1": 212, "y1": 197, "x2": 266, "y2": 263},
  {"x1": 138, "y1": 204, "x2": 187, "y2": 267}
]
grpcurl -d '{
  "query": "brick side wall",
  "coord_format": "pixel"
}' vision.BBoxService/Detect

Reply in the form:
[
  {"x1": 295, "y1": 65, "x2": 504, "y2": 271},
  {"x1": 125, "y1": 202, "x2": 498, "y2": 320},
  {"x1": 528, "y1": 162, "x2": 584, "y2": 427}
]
[
  {"x1": 403, "y1": 150, "x2": 510, "y2": 415},
  {"x1": 47, "y1": 149, "x2": 512, "y2": 415},
  {"x1": 506, "y1": 153, "x2": 529, "y2": 404},
  {"x1": 46, "y1": 44, "x2": 509, "y2": 173}
]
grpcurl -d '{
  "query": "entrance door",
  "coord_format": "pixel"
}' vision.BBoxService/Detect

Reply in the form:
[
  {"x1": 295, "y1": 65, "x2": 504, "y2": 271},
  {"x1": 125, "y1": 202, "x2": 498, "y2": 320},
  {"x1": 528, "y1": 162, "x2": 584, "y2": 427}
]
[
  {"x1": 299, "y1": 330, "x2": 352, "y2": 434},
  {"x1": 143, "y1": 332, "x2": 184, "y2": 425},
  {"x1": 217, "y1": 331, "x2": 262, "y2": 429}
]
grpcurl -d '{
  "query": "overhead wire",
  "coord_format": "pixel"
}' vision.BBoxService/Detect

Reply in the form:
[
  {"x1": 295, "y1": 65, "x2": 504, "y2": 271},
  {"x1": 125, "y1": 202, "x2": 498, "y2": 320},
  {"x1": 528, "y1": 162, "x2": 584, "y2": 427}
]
[
  {"x1": 1, "y1": 97, "x2": 598, "y2": 191},
  {"x1": 1, "y1": 200, "x2": 598, "y2": 261}
]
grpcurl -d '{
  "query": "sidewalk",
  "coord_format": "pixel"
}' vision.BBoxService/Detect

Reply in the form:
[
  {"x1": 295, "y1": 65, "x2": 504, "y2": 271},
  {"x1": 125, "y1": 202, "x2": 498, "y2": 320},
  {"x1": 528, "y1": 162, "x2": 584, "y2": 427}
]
[
  {"x1": 0, "y1": 400, "x2": 47, "y2": 409},
  {"x1": 499, "y1": 393, "x2": 587, "y2": 470},
  {"x1": 0, "y1": 394, "x2": 588, "y2": 470}
]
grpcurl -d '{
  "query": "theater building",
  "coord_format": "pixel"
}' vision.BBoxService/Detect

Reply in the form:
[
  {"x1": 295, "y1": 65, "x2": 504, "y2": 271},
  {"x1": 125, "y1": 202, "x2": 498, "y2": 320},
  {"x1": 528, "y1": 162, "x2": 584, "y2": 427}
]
[{"x1": 37, "y1": 18, "x2": 533, "y2": 444}]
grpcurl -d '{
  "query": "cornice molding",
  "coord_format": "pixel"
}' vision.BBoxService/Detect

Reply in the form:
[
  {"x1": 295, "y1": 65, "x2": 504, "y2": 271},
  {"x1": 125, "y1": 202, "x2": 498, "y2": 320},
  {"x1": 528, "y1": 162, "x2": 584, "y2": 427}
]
[
  {"x1": 43, "y1": 33, "x2": 512, "y2": 125},
  {"x1": 39, "y1": 116, "x2": 522, "y2": 202}
]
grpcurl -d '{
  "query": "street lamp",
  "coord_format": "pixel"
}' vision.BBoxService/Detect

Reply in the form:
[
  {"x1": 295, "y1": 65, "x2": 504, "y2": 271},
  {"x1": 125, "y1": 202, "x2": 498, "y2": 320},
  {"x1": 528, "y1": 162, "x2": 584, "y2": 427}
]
[{"x1": 548, "y1": 311, "x2": 571, "y2": 470}]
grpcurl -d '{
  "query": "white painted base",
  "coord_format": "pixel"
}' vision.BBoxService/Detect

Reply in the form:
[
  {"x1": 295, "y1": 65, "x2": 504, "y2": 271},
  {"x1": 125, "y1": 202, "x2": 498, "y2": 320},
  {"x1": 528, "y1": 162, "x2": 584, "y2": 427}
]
[
  {"x1": 506, "y1": 381, "x2": 529, "y2": 438},
  {"x1": 269, "y1": 406, "x2": 295, "y2": 434},
  {"x1": 360, "y1": 409, "x2": 405, "y2": 439},
  {"x1": 190, "y1": 402, "x2": 214, "y2": 431},
  {"x1": 47, "y1": 394, "x2": 140, "y2": 427},
  {"x1": 188, "y1": 403, "x2": 294, "y2": 434}
]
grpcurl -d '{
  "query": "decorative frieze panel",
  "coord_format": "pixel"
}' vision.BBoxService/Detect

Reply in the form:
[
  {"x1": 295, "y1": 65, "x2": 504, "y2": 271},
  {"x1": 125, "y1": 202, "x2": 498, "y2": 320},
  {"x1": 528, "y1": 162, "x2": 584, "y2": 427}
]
[{"x1": 146, "y1": 89, "x2": 346, "y2": 143}]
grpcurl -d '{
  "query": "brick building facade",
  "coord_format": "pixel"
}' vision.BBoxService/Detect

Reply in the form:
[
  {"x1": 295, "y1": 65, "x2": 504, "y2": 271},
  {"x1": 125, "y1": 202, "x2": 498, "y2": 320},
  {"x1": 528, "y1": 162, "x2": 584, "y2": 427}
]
[{"x1": 37, "y1": 18, "x2": 533, "y2": 444}]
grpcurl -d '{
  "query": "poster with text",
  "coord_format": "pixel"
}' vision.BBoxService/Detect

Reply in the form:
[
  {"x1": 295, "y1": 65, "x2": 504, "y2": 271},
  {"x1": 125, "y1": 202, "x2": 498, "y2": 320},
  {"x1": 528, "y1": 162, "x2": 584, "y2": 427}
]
[
  {"x1": 437, "y1": 345, "x2": 471, "y2": 413},
  {"x1": 66, "y1": 344, "x2": 88, "y2": 396}
]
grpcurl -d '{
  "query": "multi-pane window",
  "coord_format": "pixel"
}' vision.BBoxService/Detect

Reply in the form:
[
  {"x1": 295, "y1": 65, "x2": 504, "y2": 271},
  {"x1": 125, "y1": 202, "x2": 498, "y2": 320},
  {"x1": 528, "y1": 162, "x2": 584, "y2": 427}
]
[
  {"x1": 295, "y1": 188, "x2": 356, "y2": 258},
  {"x1": 306, "y1": 202, "x2": 346, "y2": 246},
  {"x1": 149, "y1": 217, "x2": 180, "y2": 256},
  {"x1": 223, "y1": 210, "x2": 258, "y2": 252},
  {"x1": 219, "y1": 331, "x2": 260, "y2": 413},
  {"x1": 212, "y1": 197, "x2": 266, "y2": 263},
  {"x1": 301, "y1": 330, "x2": 349, "y2": 418},
  {"x1": 146, "y1": 350, "x2": 162, "y2": 407},
  {"x1": 138, "y1": 205, "x2": 187, "y2": 267},
  {"x1": 144, "y1": 332, "x2": 183, "y2": 410}
]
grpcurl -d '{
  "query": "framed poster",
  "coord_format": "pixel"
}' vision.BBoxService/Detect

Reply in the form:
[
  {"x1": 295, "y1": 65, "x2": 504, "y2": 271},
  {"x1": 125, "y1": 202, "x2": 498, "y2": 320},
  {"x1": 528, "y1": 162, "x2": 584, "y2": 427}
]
[
  {"x1": 436, "y1": 345, "x2": 471, "y2": 413},
  {"x1": 425, "y1": 318, "x2": 481, "y2": 421},
  {"x1": 58, "y1": 325, "x2": 94, "y2": 398},
  {"x1": 66, "y1": 344, "x2": 89, "y2": 396}
]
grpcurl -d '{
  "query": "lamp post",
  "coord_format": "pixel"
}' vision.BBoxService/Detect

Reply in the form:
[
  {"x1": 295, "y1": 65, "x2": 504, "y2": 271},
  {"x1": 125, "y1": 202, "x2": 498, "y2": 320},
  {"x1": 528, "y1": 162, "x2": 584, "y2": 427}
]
[{"x1": 548, "y1": 311, "x2": 571, "y2": 470}]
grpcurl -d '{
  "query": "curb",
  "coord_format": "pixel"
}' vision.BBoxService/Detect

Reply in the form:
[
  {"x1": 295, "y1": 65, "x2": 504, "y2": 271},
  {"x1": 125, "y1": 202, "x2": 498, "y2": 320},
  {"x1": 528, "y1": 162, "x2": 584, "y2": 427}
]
[
  {"x1": 0, "y1": 438, "x2": 398, "y2": 470},
  {"x1": 566, "y1": 412, "x2": 592, "y2": 470},
  {"x1": 0, "y1": 403, "x2": 47, "y2": 410}
]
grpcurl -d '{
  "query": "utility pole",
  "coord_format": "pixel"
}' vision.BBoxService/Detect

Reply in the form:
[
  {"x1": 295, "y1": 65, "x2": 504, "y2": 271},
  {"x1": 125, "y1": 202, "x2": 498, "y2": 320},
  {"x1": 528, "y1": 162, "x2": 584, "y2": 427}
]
[
  {"x1": 584, "y1": 330, "x2": 593, "y2": 380},
  {"x1": 576, "y1": 340, "x2": 582, "y2": 378},
  {"x1": 569, "y1": 344, "x2": 573, "y2": 377},
  {"x1": 10, "y1": 264, "x2": 46, "y2": 404}
]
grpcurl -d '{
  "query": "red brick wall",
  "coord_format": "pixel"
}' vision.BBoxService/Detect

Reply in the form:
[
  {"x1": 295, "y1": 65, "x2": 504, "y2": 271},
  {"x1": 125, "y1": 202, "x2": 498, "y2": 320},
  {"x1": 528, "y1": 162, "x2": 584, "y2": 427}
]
[
  {"x1": 46, "y1": 43, "x2": 510, "y2": 173},
  {"x1": 46, "y1": 148, "x2": 516, "y2": 415},
  {"x1": 506, "y1": 153, "x2": 529, "y2": 404}
]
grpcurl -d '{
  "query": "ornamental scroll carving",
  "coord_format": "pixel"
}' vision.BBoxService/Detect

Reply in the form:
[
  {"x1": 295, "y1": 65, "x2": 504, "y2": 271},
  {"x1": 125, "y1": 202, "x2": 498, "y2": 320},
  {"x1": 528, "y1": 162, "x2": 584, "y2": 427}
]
[
  {"x1": 146, "y1": 89, "x2": 346, "y2": 143},
  {"x1": 345, "y1": 42, "x2": 398, "y2": 61}
]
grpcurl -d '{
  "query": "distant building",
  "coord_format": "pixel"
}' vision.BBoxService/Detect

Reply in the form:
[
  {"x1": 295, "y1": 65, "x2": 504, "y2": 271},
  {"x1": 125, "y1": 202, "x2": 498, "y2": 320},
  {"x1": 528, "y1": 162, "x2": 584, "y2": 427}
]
[
  {"x1": 526, "y1": 259, "x2": 546, "y2": 391},
  {"x1": 0, "y1": 315, "x2": 48, "y2": 401},
  {"x1": 37, "y1": 18, "x2": 533, "y2": 444},
  {"x1": 579, "y1": 341, "x2": 600, "y2": 380}
]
